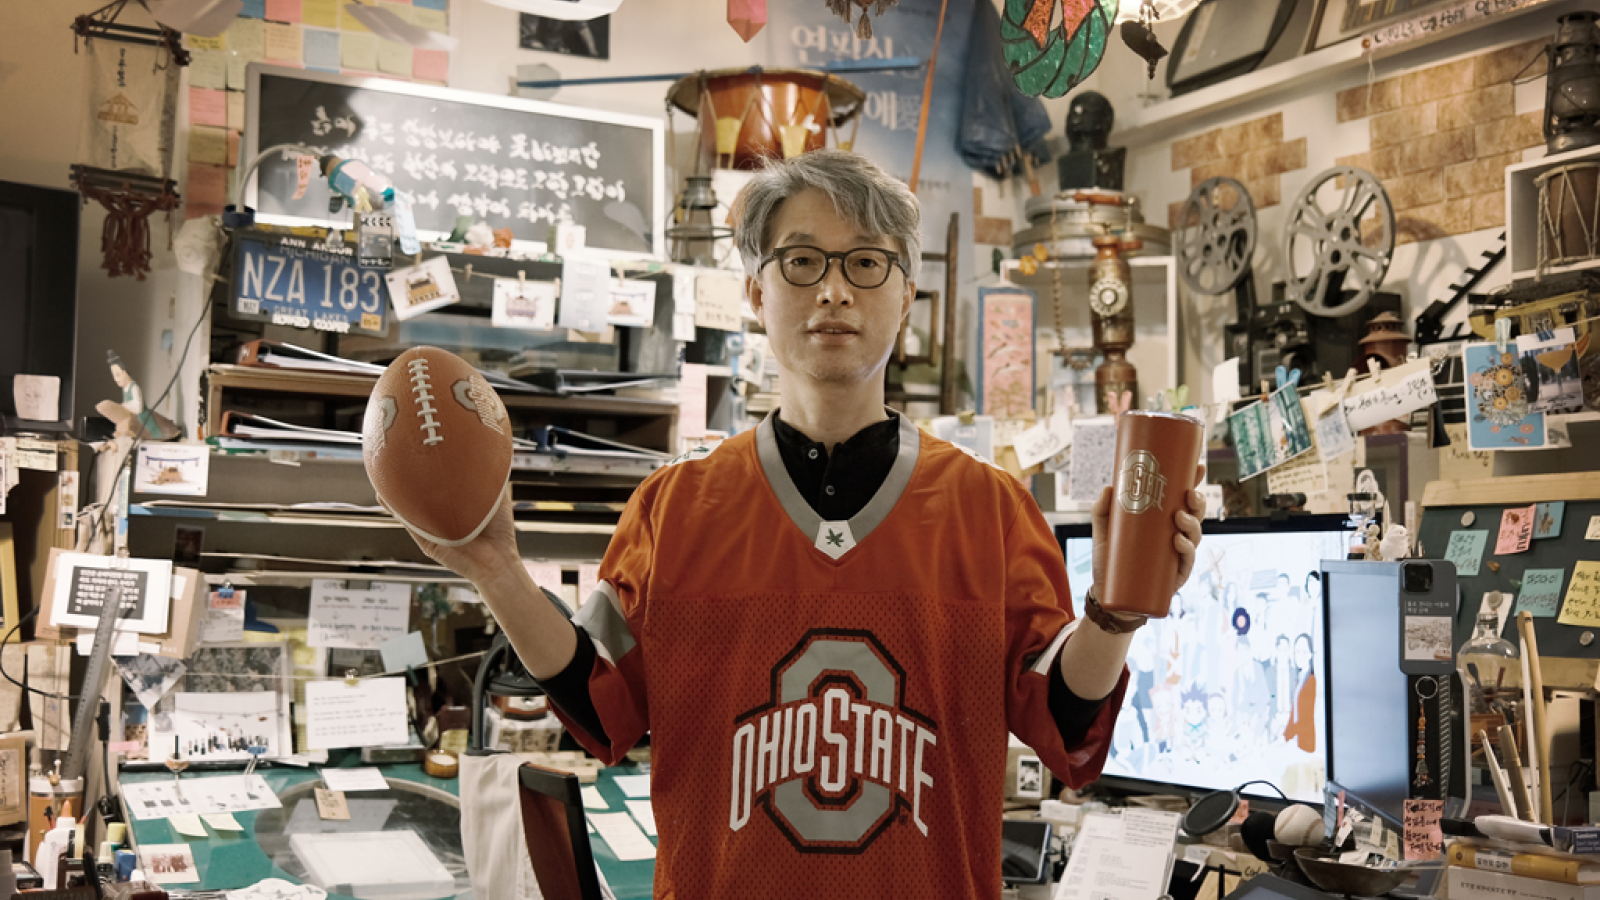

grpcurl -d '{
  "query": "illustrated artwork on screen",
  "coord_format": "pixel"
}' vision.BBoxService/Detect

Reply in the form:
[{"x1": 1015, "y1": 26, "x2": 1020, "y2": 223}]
[
  {"x1": 1071, "y1": 526, "x2": 1346, "y2": 802},
  {"x1": 518, "y1": 13, "x2": 610, "y2": 59}
]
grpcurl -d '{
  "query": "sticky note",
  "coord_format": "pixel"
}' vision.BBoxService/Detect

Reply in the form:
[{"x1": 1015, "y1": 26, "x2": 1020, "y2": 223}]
[
  {"x1": 1496, "y1": 505, "x2": 1535, "y2": 555},
  {"x1": 188, "y1": 49, "x2": 227, "y2": 89},
  {"x1": 343, "y1": 0, "x2": 375, "y2": 31},
  {"x1": 1588, "y1": 516, "x2": 1600, "y2": 540},
  {"x1": 226, "y1": 18, "x2": 266, "y2": 58},
  {"x1": 412, "y1": 6, "x2": 446, "y2": 32},
  {"x1": 1534, "y1": 501, "x2": 1565, "y2": 539},
  {"x1": 188, "y1": 126, "x2": 229, "y2": 166},
  {"x1": 1557, "y1": 561, "x2": 1600, "y2": 627},
  {"x1": 1517, "y1": 569, "x2": 1566, "y2": 618},
  {"x1": 168, "y1": 814, "x2": 207, "y2": 837},
  {"x1": 412, "y1": 0, "x2": 446, "y2": 8},
  {"x1": 341, "y1": 30, "x2": 378, "y2": 70},
  {"x1": 381, "y1": 0, "x2": 415, "y2": 24},
  {"x1": 186, "y1": 33, "x2": 226, "y2": 51},
  {"x1": 189, "y1": 87, "x2": 227, "y2": 128},
  {"x1": 413, "y1": 48, "x2": 448, "y2": 82},
  {"x1": 265, "y1": 0, "x2": 301, "y2": 22},
  {"x1": 226, "y1": 91, "x2": 245, "y2": 130},
  {"x1": 185, "y1": 164, "x2": 229, "y2": 219},
  {"x1": 1444, "y1": 530, "x2": 1488, "y2": 578},
  {"x1": 227, "y1": 55, "x2": 252, "y2": 91},
  {"x1": 376, "y1": 39, "x2": 412, "y2": 77},
  {"x1": 264, "y1": 21, "x2": 304, "y2": 62},
  {"x1": 227, "y1": 129, "x2": 241, "y2": 167},
  {"x1": 202, "y1": 813, "x2": 243, "y2": 832},
  {"x1": 302, "y1": 0, "x2": 340, "y2": 28},
  {"x1": 304, "y1": 27, "x2": 341, "y2": 71},
  {"x1": 240, "y1": 0, "x2": 266, "y2": 17}
]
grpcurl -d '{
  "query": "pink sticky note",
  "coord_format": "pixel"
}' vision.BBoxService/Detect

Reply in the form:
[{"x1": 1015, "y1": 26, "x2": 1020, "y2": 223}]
[
  {"x1": 227, "y1": 129, "x2": 241, "y2": 167},
  {"x1": 266, "y1": 0, "x2": 302, "y2": 22},
  {"x1": 413, "y1": 48, "x2": 448, "y2": 83},
  {"x1": 1496, "y1": 504, "x2": 1535, "y2": 555},
  {"x1": 189, "y1": 87, "x2": 227, "y2": 128},
  {"x1": 186, "y1": 164, "x2": 229, "y2": 219}
]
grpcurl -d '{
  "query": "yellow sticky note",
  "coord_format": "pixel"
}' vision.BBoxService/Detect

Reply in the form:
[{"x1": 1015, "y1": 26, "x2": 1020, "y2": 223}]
[
  {"x1": 302, "y1": 0, "x2": 340, "y2": 28},
  {"x1": 227, "y1": 91, "x2": 245, "y2": 131},
  {"x1": 225, "y1": 18, "x2": 266, "y2": 59},
  {"x1": 376, "y1": 39, "x2": 412, "y2": 77},
  {"x1": 412, "y1": 7, "x2": 447, "y2": 32},
  {"x1": 264, "y1": 21, "x2": 304, "y2": 63},
  {"x1": 227, "y1": 55, "x2": 252, "y2": 91},
  {"x1": 341, "y1": 31, "x2": 378, "y2": 70},
  {"x1": 188, "y1": 125, "x2": 229, "y2": 166},
  {"x1": 201, "y1": 813, "x2": 243, "y2": 832},
  {"x1": 381, "y1": 0, "x2": 414, "y2": 23},
  {"x1": 1558, "y1": 561, "x2": 1600, "y2": 627},
  {"x1": 188, "y1": 49, "x2": 228, "y2": 90},
  {"x1": 168, "y1": 814, "x2": 207, "y2": 837},
  {"x1": 343, "y1": 0, "x2": 375, "y2": 32},
  {"x1": 187, "y1": 33, "x2": 226, "y2": 51}
]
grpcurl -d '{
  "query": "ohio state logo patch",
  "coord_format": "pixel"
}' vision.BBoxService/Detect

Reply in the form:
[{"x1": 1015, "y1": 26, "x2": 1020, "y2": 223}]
[
  {"x1": 1116, "y1": 449, "x2": 1166, "y2": 514},
  {"x1": 728, "y1": 629, "x2": 939, "y2": 853}
]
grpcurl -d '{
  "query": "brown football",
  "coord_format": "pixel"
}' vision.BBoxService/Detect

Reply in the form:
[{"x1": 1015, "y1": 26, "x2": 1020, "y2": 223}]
[{"x1": 362, "y1": 346, "x2": 513, "y2": 546}]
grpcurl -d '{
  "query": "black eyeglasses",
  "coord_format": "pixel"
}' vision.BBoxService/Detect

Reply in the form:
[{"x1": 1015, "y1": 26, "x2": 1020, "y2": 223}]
[{"x1": 758, "y1": 246, "x2": 907, "y2": 289}]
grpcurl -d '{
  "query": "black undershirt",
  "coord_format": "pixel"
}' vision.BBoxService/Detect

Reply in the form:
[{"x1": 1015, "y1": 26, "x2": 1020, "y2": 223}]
[{"x1": 538, "y1": 412, "x2": 1110, "y2": 750}]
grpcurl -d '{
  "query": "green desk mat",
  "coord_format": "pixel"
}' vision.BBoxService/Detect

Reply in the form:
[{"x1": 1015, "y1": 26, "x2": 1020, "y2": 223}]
[{"x1": 120, "y1": 761, "x2": 656, "y2": 899}]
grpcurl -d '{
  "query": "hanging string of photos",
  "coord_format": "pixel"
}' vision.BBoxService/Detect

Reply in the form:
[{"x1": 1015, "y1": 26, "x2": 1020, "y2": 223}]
[{"x1": 70, "y1": 1, "x2": 186, "y2": 280}]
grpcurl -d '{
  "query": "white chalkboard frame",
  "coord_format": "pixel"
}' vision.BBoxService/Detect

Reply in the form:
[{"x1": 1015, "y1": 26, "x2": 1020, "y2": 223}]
[{"x1": 242, "y1": 63, "x2": 665, "y2": 260}]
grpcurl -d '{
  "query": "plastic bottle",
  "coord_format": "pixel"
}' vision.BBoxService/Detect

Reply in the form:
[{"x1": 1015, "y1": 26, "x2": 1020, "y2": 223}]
[
  {"x1": 33, "y1": 815, "x2": 74, "y2": 889},
  {"x1": 323, "y1": 157, "x2": 395, "y2": 209}
]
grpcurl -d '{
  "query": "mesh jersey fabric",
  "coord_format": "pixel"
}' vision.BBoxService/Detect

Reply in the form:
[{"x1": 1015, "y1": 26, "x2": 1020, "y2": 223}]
[{"x1": 559, "y1": 411, "x2": 1127, "y2": 900}]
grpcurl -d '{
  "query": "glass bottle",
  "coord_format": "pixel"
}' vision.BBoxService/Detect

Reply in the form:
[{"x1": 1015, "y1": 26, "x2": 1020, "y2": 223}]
[{"x1": 1458, "y1": 608, "x2": 1521, "y2": 760}]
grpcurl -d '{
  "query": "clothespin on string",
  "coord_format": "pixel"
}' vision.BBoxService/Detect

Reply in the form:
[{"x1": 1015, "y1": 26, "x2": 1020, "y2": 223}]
[
  {"x1": 1495, "y1": 317, "x2": 1512, "y2": 355},
  {"x1": 1275, "y1": 365, "x2": 1300, "y2": 391},
  {"x1": 343, "y1": 669, "x2": 362, "y2": 687}
]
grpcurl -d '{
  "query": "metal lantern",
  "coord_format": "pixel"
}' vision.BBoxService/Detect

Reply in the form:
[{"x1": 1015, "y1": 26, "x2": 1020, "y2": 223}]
[{"x1": 1545, "y1": 11, "x2": 1600, "y2": 154}]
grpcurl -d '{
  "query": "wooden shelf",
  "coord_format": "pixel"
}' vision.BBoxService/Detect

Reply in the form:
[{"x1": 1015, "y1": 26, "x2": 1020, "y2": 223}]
[{"x1": 1114, "y1": 0, "x2": 1586, "y2": 146}]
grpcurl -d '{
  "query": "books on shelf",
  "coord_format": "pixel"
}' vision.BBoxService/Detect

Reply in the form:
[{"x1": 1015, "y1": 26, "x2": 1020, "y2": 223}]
[
  {"x1": 1448, "y1": 860, "x2": 1600, "y2": 900},
  {"x1": 1450, "y1": 843, "x2": 1600, "y2": 885},
  {"x1": 233, "y1": 339, "x2": 386, "y2": 375}
]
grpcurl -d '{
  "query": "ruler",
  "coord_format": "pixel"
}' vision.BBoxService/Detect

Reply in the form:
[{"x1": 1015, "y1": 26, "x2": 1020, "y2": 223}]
[{"x1": 61, "y1": 584, "x2": 125, "y2": 782}]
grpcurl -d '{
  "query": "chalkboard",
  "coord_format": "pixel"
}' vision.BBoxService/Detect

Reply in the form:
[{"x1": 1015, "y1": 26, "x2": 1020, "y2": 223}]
[{"x1": 243, "y1": 65, "x2": 663, "y2": 256}]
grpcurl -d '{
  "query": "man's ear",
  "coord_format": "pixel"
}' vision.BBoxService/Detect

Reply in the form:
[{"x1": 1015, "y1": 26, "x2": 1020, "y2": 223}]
[
  {"x1": 901, "y1": 280, "x2": 916, "y2": 321},
  {"x1": 747, "y1": 275, "x2": 765, "y2": 328}
]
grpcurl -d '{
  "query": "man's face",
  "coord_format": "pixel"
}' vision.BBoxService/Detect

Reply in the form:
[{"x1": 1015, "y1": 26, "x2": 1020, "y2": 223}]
[{"x1": 748, "y1": 189, "x2": 914, "y2": 389}]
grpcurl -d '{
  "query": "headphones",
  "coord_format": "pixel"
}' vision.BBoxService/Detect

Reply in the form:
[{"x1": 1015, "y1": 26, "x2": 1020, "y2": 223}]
[{"x1": 1179, "y1": 779, "x2": 1288, "y2": 838}]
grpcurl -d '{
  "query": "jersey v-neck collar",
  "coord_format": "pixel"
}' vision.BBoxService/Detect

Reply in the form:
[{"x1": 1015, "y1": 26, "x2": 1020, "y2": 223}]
[{"x1": 755, "y1": 409, "x2": 921, "y2": 561}]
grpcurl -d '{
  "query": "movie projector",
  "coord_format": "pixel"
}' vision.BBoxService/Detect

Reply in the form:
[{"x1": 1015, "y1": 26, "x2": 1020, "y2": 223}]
[{"x1": 1176, "y1": 167, "x2": 1401, "y2": 395}]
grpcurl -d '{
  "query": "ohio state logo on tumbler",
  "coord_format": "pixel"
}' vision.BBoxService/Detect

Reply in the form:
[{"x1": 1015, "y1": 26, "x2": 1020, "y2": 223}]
[
  {"x1": 1117, "y1": 449, "x2": 1167, "y2": 514},
  {"x1": 727, "y1": 629, "x2": 940, "y2": 853}
]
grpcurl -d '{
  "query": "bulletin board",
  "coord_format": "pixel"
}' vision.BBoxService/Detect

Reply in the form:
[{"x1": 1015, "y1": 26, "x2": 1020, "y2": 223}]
[{"x1": 1419, "y1": 473, "x2": 1600, "y2": 690}]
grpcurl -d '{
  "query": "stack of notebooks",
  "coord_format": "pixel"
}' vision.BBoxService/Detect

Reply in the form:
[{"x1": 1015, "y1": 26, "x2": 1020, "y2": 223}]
[{"x1": 1447, "y1": 841, "x2": 1600, "y2": 900}]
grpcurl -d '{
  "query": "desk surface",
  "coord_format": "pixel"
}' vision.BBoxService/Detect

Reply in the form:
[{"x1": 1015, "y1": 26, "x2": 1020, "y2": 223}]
[{"x1": 121, "y1": 760, "x2": 657, "y2": 899}]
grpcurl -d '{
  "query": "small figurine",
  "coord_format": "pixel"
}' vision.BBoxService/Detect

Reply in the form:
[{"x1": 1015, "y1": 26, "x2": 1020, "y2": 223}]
[{"x1": 95, "y1": 351, "x2": 181, "y2": 441}]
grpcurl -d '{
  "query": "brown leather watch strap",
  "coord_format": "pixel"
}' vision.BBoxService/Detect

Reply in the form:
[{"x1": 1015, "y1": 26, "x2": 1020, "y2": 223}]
[{"x1": 1083, "y1": 587, "x2": 1148, "y2": 634}]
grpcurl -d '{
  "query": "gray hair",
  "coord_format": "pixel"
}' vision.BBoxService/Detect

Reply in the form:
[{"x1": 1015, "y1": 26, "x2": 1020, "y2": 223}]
[{"x1": 732, "y1": 150, "x2": 922, "y2": 284}]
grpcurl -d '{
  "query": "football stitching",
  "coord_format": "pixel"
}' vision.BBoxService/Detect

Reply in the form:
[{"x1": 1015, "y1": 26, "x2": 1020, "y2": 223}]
[{"x1": 408, "y1": 357, "x2": 444, "y2": 445}]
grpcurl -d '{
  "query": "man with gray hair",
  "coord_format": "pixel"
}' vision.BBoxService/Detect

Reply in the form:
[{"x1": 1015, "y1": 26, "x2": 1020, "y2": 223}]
[{"x1": 408, "y1": 150, "x2": 1204, "y2": 898}]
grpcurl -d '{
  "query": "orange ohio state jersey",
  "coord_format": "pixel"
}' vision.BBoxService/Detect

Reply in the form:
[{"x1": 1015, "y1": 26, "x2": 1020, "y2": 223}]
[{"x1": 563, "y1": 412, "x2": 1125, "y2": 900}]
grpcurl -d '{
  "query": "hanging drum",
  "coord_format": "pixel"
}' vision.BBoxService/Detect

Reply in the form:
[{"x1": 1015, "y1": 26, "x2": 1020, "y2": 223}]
[
  {"x1": 1536, "y1": 162, "x2": 1600, "y2": 272},
  {"x1": 666, "y1": 67, "x2": 867, "y2": 171}
]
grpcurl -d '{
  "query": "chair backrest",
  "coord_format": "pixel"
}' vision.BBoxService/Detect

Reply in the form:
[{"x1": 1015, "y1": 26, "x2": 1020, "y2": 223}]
[{"x1": 517, "y1": 762, "x2": 603, "y2": 900}]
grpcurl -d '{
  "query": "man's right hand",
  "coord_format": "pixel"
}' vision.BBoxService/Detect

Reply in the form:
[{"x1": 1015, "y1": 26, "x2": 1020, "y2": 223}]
[{"x1": 403, "y1": 484, "x2": 523, "y2": 588}]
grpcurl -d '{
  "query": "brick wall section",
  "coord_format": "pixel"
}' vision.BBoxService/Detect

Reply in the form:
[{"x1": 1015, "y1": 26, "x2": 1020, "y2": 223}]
[
  {"x1": 1167, "y1": 113, "x2": 1305, "y2": 229},
  {"x1": 1333, "y1": 37, "x2": 1548, "y2": 245},
  {"x1": 973, "y1": 186, "x2": 1013, "y2": 246}
]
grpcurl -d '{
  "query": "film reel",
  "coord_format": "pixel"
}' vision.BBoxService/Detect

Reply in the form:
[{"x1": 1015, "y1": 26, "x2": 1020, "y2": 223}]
[
  {"x1": 1282, "y1": 166, "x2": 1395, "y2": 317},
  {"x1": 1175, "y1": 176, "x2": 1256, "y2": 296}
]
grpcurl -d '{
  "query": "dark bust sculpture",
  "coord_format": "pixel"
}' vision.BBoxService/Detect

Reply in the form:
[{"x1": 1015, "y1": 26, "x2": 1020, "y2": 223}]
[{"x1": 1057, "y1": 91, "x2": 1126, "y2": 192}]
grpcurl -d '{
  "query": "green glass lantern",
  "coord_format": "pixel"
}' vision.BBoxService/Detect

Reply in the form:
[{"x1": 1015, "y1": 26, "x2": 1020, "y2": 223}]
[{"x1": 1002, "y1": 0, "x2": 1120, "y2": 98}]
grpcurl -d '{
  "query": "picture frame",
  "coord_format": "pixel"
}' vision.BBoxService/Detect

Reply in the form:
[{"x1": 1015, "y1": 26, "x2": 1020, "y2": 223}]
[
  {"x1": 0, "y1": 524, "x2": 17, "y2": 638},
  {"x1": 1167, "y1": 0, "x2": 1299, "y2": 95},
  {"x1": 1305, "y1": 0, "x2": 1456, "y2": 52}
]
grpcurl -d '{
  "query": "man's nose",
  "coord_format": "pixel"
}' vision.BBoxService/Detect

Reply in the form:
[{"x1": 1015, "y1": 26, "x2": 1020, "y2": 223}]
[{"x1": 816, "y1": 261, "x2": 853, "y2": 306}]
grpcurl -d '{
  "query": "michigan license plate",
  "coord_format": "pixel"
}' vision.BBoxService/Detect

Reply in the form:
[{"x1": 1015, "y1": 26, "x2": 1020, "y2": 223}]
[{"x1": 232, "y1": 232, "x2": 388, "y2": 336}]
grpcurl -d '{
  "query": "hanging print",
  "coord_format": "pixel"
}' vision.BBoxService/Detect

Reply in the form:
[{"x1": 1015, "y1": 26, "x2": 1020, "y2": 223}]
[{"x1": 1001, "y1": 0, "x2": 1119, "y2": 97}]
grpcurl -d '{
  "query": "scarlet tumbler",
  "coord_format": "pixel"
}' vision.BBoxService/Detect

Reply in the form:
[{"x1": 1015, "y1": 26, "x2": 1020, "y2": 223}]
[{"x1": 1101, "y1": 410, "x2": 1205, "y2": 618}]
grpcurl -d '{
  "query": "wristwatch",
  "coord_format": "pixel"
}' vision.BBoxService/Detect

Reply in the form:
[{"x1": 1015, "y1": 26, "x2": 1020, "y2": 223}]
[{"x1": 1083, "y1": 587, "x2": 1148, "y2": 634}]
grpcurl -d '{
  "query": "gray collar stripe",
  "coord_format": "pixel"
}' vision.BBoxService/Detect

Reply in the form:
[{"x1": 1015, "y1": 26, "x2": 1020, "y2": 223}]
[
  {"x1": 755, "y1": 410, "x2": 921, "y2": 553},
  {"x1": 573, "y1": 580, "x2": 635, "y2": 665}
]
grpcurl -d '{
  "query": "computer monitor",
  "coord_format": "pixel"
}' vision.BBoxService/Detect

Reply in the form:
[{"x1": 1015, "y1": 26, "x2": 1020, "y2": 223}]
[
  {"x1": 1056, "y1": 515, "x2": 1354, "y2": 804},
  {"x1": 0, "y1": 180, "x2": 79, "y2": 433},
  {"x1": 1320, "y1": 560, "x2": 1412, "y2": 826}
]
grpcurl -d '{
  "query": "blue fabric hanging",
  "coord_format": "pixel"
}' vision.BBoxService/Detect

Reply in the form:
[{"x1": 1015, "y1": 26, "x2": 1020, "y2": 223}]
[{"x1": 958, "y1": 0, "x2": 1053, "y2": 177}]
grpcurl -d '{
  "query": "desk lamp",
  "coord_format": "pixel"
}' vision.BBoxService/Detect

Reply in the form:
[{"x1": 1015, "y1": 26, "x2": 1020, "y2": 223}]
[{"x1": 469, "y1": 586, "x2": 571, "y2": 754}]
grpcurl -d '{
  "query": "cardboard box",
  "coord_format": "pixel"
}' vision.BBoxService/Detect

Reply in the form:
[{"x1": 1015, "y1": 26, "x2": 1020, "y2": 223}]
[{"x1": 33, "y1": 547, "x2": 204, "y2": 660}]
